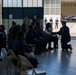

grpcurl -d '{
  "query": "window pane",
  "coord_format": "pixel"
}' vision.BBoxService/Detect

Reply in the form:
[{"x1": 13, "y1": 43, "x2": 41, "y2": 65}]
[
  {"x1": 33, "y1": 0, "x2": 37, "y2": 7},
  {"x1": 0, "y1": 0, "x2": 2, "y2": 4},
  {"x1": 3, "y1": 0, "x2": 8, "y2": 7},
  {"x1": 51, "y1": 8, "x2": 56, "y2": 15},
  {"x1": 18, "y1": 0, "x2": 22, "y2": 7},
  {"x1": 28, "y1": 0, "x2": 32, "y2": 7},
  {"x1": 23, "y1": 0, "x2": 27, "y2": 7},
  {"x1": 13, "y1": 0, "x2": 17, "y2": 7},
  {"x1": 8, "y1": 0, "x2": 13, "y2": 7},
  {"x1": 38, "y1": 0, "x2": 42, "y2": 7}
]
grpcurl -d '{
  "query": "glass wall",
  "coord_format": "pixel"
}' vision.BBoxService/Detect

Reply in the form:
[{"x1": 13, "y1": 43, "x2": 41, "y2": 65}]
[
  {"x1": 44, "y1": 0, "x2": 61, "y2": 15},
  {"x1": 3, "y1": 0, "x2": 42, "y2": 7}
]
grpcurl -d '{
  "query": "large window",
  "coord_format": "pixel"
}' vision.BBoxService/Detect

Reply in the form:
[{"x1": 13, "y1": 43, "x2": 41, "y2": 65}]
[
  {"x1": 3, "y1": 0, "x2": 8, "y2": 7},
  {"x1": 8, "y1": 0, "x2": 13, "y2": 7},
  {"x1": 3, "y1": 0, "x2": 42, "y2": 7},
  {"x1": 3, "y1": 0, "x2": 22, "y2": 7},
  {"x1": 38, "y1": 0, "x2": 42, "y2": 7},
  {"x1": 0, "y1": 0, "x2": 2, "y2": 4},
  {"x1": 28, "y1": 0, "x2": 32, "y2": 7},
  {"x1": 44, "y1": 0, "x2": 61, "y2": 15},
  {"x1": 23, "y1": 0, "x2": 28, "y2": 7},
  {"x1": 33, "y1": 0, "x2": 37, "y2": 7}
]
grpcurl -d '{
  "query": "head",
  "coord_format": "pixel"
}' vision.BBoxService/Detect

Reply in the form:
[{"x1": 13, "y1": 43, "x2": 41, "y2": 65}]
[
  {"x1": 1, "y1": 25, "x2": 5, "y2": 31},
  {"x1": 29, "y1": 25, "x2": 34, "y2": 30},
  {"x1": 22, "y1": 24, "x2": 26, "y2": 29},
  {"x1": 0, "y1": 25, "x2": 2, "y2": 31},
  {"x1": 46, "y1": 23, "x2": 52, "y2": 29},
  {"x1": 11, "y1": 25, "x2": 21, "y2": 36},
  {"x1": 16, "y1": 31, "x2": 26, "y2": 40},
  {"x1": 61, "y1": 20, "x2": 66, "y2": 27},
  {"x1": 12, "y1": 21, "x2": 16, "y2": 26},
  {"x1": 36, "y1": 22, "x2": 40, "y2": 29},
  {"x1": 34, "y1": 15, "x2": 37, "y2": 19}
]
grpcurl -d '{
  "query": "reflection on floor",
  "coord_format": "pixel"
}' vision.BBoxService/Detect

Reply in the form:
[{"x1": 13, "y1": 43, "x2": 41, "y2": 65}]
[{"x1": 0, "y1": 38, "x2": 76, "y2": 75}]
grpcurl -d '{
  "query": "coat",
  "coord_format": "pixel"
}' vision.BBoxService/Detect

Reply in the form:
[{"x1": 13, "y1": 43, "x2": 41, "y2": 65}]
[{"x1": 55, "y1": 25, "x2": 71, "y2": 43}]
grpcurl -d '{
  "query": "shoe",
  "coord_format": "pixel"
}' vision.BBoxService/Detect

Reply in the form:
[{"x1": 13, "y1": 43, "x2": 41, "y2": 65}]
[
  {"x1": 0, "y1": 56, "x2": 2, "y2": 61},
  {"x1": 48, "y1": 47, "x2": 53, "y2": 50},
  {"x1": 62, "y1": 49, "x2": 66, "y2": 51},
  {"x1": 34, "y1": 52, "x2": 42, "y2": 55},
  {"x1": 53, "y1": 47, "x2": 58, "y2": 49},
  {"x1": 68, "y1": 44, "x2": 72, "y2": 51}
]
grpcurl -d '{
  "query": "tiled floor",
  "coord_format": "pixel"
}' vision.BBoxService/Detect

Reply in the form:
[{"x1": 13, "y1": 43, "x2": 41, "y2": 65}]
[{"x1": 0, "y1": 37, "x2": 76, "y2": 75}]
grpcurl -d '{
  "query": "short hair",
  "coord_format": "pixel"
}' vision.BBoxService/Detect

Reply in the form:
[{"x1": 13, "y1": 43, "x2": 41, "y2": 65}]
[
  {"x1": 16, "y1": 31, "x2": 25, "y2": 39},
  {"x1": 12, "y1": 21, "x2": 16, "y2": 25}
]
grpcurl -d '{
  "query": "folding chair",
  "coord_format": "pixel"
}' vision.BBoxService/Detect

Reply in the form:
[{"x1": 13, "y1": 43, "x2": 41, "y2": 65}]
[
  {"x1": 18, "y1": 55, "x2": 46, "y2": 75},
  {"x1": 6, "y1": 50, "x2": 19, "y2": 75}
]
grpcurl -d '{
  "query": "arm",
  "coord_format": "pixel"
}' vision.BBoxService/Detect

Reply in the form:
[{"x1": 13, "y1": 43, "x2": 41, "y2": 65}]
[{"x1": 52, "y1": 27, "x2": 63, "y2": 35}]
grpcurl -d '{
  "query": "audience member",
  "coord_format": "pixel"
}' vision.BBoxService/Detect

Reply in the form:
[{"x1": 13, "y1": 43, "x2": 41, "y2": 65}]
[
  {"x1": 12, "y1": 31, "x2": 39, "y2": 67},
  {"x1": 45, "y1": 23, "x2": 58, "y2": 50},
  {"x1": 23, "y1": 15, "x2": 30, "y2": 31},
  {"x1": 32, "y1": 14, "x2": 39, "y2": 24},
  {"x1": 9, "y1": 21, "x2": 16, "y2": 33}
]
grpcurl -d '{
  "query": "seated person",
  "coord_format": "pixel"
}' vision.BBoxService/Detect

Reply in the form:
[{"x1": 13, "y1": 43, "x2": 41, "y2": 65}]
[
  {"x1": 45, "y1": 23, "x2": 58, "y2": 49},
  {"x1": 26, "y1": 24, "x2": 48, "y2": 55},
  {"x1": 34, "y1": 23, "x2": 48, "y2": 52},
  {"x1": 8, "y1": 25, "x2": 21, "y2": 49},
  {"x1": 12, "y1": 31, "x2": 39, "y2": 68}
]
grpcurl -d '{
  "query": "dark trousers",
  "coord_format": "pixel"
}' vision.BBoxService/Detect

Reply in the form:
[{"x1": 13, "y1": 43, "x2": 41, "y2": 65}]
[
  {"x1": 0, "y1": 45, "x2": 2, "y2": 56},
  {"x1": 48, "y1": 35, "x2": 58, "y2": 48},
  {"x1": 61, "y1": 42, "x2": 70, "y2": 49}
]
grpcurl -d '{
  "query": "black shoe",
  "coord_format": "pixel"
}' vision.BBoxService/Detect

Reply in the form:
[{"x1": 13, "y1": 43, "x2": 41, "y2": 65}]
[
  {"x1": 34, "y1": 52, "x2": 42, "y2": 55},
  {"x1": 53, "y1": 47, "x2": 58, "y2": 49},
  {"x1": 68, "y1": 44, "x2": 72, "y2": 51},
  {"x1": 48, "y1": 47, "x2": 53, "y2": 50},
  {"x1": 0, "y1": 56, "x2": 2, "y2": 61}
]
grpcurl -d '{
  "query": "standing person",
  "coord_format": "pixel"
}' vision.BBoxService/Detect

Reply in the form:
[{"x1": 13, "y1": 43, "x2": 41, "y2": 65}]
[
  {"x1": 32, "y1": 14, "x2": 39, "y2": 24},
  {"x1": 55, "y1": 17, "x2": 59, "y2": 29},
  {"x1": 9, "y1": 21, "x2": 16, "y2": 33},
  {"x1": 44, "y1": 17, "x2": 47, "y2": 25},
  {"x1": 53, "y1": 20, "x2": 72, "y2": 51},
  {"x1": 23, "y1": 15, "x2": 30, "y2": 31},
  {"x1": 49, "y1": 17, "x2": 53, "y2": 26}
]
